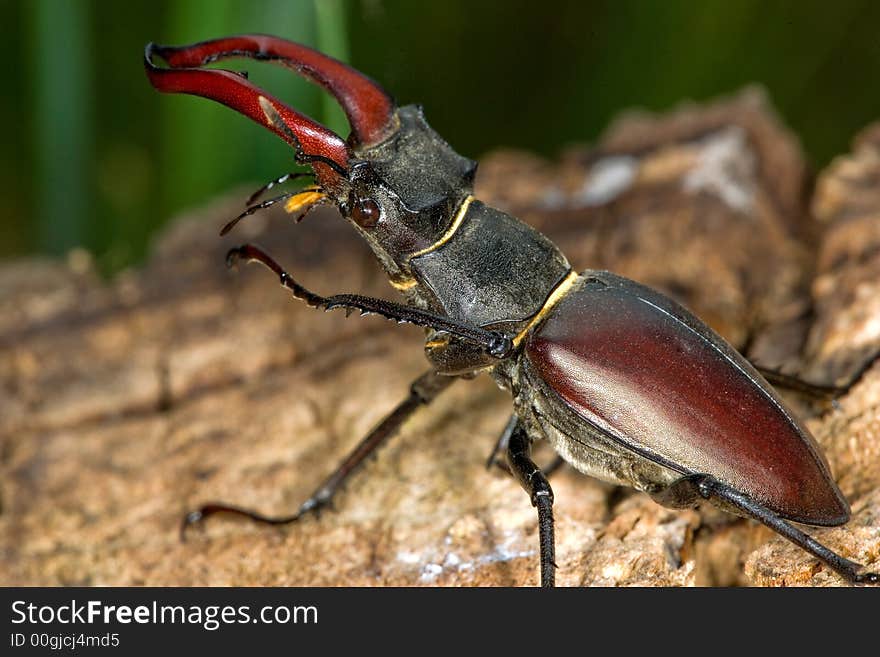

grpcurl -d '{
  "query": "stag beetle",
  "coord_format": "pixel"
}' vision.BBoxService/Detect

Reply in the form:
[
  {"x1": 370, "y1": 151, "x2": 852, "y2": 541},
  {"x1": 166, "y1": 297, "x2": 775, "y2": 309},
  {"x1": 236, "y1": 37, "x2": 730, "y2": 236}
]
[{"x1": 144, "y1": 35, "x2": 879, "y2": 586}]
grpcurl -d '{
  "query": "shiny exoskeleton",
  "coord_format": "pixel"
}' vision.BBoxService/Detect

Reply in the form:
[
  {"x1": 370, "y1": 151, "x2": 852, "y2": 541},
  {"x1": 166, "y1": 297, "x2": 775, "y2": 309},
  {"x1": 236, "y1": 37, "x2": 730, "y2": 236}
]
[{"x1": 145, "y1": 35, "x2": 879, "y2": 586}]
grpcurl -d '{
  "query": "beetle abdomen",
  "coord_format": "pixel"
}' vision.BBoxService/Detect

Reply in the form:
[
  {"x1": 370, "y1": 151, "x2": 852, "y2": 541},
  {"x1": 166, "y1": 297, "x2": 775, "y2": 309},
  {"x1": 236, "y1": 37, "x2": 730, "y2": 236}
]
[{"x1": 525, "y1": 271, "x2": 850, "y2": 526}]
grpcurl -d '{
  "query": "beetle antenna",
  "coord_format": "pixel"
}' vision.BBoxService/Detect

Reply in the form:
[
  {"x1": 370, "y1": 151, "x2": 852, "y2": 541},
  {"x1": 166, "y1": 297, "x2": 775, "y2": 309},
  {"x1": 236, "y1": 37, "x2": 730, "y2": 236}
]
[
  {"x1": 289, "y1": 195, "x2": 329, "y2": 224},
  {"x1": 246, "y1": 171, "x2": 314, "y2": 206},
  {"x1": 221, "y1": 187, "x2": 327, "y2": 236},
  {"x1": 220, "y1": 193, "x2": 293, "y2": 236}
]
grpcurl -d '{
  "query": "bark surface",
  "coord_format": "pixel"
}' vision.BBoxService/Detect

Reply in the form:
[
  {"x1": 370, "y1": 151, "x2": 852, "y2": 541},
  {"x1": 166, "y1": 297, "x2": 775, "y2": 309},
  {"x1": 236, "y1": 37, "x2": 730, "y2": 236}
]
[{"x1": 2, "y1": 88, "x2": 878, "y2": 586}]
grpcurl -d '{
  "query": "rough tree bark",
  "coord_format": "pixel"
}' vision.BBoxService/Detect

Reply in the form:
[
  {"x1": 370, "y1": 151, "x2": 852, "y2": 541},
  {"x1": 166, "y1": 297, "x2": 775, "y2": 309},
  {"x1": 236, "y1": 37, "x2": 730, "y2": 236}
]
[{"x1": 2, "y1": 88, "x2": 878, "y2": 586}]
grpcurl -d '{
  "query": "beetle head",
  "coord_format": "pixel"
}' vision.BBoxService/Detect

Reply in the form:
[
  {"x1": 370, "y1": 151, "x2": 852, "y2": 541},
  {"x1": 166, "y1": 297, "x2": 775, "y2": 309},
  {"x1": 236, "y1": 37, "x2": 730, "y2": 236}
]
[{"x1": 145, "y1": 35, "x2": 475, "y2": 278}]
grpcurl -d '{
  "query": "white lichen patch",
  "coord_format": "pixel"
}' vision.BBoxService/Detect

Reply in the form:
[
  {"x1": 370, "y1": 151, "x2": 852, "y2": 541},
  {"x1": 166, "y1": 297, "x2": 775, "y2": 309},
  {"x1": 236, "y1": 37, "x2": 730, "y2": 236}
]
[
  {"x1": 412, "y1": 530, "x2": 535, "y2": 583},
  {"x1": 572, "y1": 156, "x2": 638, "y2": 207},
  {"x1": 420, "y1": 563, "x2": 444, "y2": 580},
  {"x1": 684, "y1": 126, "x2": 756, "y2": 212}
]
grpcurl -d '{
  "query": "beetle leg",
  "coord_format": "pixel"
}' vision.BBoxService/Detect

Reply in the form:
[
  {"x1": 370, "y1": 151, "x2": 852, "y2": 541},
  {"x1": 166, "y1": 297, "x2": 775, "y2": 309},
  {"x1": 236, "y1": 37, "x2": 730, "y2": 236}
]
[
  {"x1": 663, "y1": 473, "x2": 879, "y2": 585},
  {"x1": 506, "y1": 419, "x2": 556, "y2": 587},
  {"x1": 754, "y1": 366, "x2": 844, "y2": 401},
  {"x1": 485, "y1": 414, "x2": 518, "y2": 471},
  {"x1": 648, "y1": 474, "x2": 704, "y2": 508},
  {"x1": 181, "y1": 370, "x2": 456, "y2": 539},
  {"x1": 227, "y1": 243, "x2": 514, "y2": 358},
  {"x1": 486, "y1": 414, "x2": 564, "y2": 477},
  {"x1": 754, "y1": 350, "x2": 880, "y2": 402}
]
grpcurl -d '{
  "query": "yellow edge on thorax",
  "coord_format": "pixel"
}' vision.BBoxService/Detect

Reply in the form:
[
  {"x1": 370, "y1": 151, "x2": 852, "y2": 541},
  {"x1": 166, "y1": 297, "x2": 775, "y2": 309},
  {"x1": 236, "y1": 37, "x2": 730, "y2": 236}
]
[
  {"x1": 407, "y1": 195, "x2": 475, "y2": 260},
  {"x1": 512, "y1": 270, "x2": 580, "y2": 347},
  {"x1": 389, "y1": 195, "x2": 475, "y2": 292}
]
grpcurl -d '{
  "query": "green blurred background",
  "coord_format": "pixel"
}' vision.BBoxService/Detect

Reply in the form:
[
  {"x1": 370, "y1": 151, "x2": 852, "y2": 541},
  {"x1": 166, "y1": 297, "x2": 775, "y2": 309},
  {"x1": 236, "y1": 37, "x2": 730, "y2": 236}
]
[{"x1": 3, "y1": 0, "x2": 880, "y2": 274}]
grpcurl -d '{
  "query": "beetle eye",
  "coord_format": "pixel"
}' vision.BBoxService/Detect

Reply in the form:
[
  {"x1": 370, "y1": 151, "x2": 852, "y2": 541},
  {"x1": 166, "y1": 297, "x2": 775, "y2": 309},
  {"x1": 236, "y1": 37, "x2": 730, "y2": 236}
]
[{"x1": 352, "y1": 197, "x2": 380, "y2": 228}]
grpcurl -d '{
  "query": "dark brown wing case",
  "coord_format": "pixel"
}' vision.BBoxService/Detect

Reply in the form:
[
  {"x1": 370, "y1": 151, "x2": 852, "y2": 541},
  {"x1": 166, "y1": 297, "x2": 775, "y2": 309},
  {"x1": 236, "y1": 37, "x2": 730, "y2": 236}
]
[{"x1": 526, "y1": 272, "x2": 850, "y2": 526}]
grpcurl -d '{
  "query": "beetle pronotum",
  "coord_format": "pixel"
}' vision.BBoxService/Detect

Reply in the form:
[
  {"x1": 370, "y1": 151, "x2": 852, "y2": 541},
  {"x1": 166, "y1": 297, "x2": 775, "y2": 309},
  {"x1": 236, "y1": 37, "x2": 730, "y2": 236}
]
[{"x1": 145, "y1": 35, "x2": 878, "y2": 586}]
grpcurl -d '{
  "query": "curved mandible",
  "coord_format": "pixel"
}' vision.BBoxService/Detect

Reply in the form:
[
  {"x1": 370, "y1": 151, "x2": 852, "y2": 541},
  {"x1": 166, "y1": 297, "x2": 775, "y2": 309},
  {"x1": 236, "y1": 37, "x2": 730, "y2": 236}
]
[
  {"x1": 144, "y1": 42, "x2": 350, "y2": 186},
  {"x1": 148, "y1": 34, "x2": 396, "y2": 147}
]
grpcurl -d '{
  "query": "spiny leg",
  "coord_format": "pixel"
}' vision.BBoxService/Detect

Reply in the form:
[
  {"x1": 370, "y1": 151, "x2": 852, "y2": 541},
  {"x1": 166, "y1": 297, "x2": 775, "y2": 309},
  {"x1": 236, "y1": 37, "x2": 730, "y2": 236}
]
[
  {"x1": 182, "y1": 370, "x2": 456, "y2": 538},
  {"x1": 506, "y1": 419, "x2": 556, "y2": 587},
  {"x1": 485, "y1": 413, "x2": 564, "y2": 477},
  {"x1": 659, "y1": 474, "x2": 879, "y2": 585},
  {"x1": 227, "y1": 243, "x2": 513, "y2": 358}
]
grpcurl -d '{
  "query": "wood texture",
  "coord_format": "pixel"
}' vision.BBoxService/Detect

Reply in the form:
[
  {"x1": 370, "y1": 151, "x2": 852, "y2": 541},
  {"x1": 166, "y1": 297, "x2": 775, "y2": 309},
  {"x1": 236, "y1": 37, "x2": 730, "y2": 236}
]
[{"x1": 2, "y1": 89, "x2": 878, "y2": 586}]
